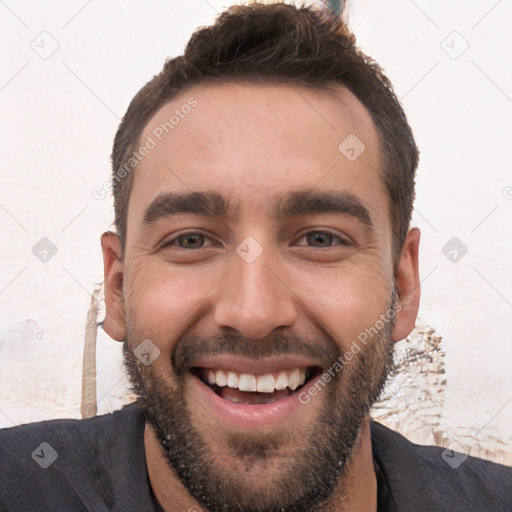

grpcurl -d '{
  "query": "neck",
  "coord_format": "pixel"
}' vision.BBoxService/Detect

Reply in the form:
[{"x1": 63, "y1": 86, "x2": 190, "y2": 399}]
[{"x1": 144, "y1": 417, "x2": 377, "y2": 512}]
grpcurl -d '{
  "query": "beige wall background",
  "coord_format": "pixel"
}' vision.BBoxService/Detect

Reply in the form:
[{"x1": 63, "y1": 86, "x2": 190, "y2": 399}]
[{"x1": 1, "y1": 0, "x2": 511, "y2": 466}]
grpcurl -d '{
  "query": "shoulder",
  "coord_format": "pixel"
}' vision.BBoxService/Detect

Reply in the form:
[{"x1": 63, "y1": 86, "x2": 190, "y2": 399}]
[
  {"x1": 0, "y1": 403, "x2": 149, "y2": 511},
  {"x1": 371, "y1": 420, "x2": 512, "y2": 512},
  {"x1": 1, "y1": 403, "x2": 143, "y2": 468},
  {"x1": 1, "y1": 402, "x2": 141, "y2": 446}
]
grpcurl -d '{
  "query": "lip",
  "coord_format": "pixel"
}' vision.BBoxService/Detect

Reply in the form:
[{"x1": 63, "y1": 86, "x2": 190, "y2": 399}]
[
  {"x1": 188, "y1": 368, "x2": 324, "y2": 429},
  {"x1": 190, "y1": 355, "x2": 320, "y2": 375}
]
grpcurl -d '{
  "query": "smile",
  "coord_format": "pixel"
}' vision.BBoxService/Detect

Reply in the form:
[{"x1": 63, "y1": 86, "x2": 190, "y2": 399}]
[{"x1": 188, "y1": 359, "x2": 323, "y2": 428}]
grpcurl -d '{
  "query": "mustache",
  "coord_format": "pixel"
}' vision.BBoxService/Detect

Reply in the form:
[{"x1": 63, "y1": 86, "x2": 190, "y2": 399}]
[{"x1": 172, "y1": 331, "x2": 341, "y2": 376}]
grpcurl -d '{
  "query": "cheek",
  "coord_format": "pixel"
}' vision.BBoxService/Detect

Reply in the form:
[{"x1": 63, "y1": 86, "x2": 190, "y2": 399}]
[
  {"x1": 290, "y1": 260, "x2": 391, "y2": 349},
  {"x1": 123, "y1": 260, "x2": 221, "y2": 354}
]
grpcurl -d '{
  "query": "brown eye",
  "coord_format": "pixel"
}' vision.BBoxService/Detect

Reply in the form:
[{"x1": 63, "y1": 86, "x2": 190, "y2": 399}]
[
  {"x1": 306, "y1": 232, "x2": 334, "y2": 247},
  {"x1": 295, "y1": 230, "x2": 352, "y2": 249},
  {"x1": 177, "y1": 233, "x2": 205, "y2": 249},
  {"x1": 161, "y1": 232, "x2": 212, "y2": 250}
]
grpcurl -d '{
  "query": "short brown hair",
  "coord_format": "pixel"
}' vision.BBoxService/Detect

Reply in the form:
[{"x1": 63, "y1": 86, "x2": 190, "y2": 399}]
[{"x1": 111, "y1": 2, "x2": 418, "y2": 259}]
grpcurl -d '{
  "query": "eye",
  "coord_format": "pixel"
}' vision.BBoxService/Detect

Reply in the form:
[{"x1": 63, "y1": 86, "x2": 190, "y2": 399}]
[
  {"x1": 161, "y1": 232, "x2": 219, "y2": 250},
  {"x1": 296, "y1": 230, "x2": 352, "y2": 248}
]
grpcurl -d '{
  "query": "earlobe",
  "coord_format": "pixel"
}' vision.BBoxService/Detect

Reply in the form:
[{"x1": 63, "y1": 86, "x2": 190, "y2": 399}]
[
  {"x1": 101, "y1": 231, "x2": 126, "y2": 342},
  {"x1": 391, "y1": 228, "x2": 421, "y2": 342}
]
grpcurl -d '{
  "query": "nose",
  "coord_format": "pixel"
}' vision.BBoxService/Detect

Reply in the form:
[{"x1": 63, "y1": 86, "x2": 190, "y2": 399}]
[{"x1": 214, "y1": 254, "x2": 298, "y2": 340}]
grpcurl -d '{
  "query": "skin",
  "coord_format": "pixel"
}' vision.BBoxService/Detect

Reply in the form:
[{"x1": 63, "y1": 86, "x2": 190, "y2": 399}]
[{"x1": 101, "y1": 83, "x2": 421, "y2": 511}]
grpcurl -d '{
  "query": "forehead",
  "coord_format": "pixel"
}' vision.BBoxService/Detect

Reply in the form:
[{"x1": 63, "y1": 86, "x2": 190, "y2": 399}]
[{"x1": 129, "y1": 82, "x2": 386, "y2": 229}]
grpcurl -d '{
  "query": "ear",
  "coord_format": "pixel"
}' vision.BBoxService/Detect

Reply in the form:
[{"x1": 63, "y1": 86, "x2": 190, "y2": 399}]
[
  {"x1": 392, "y1": 227, "x2": 421, "y2": 342},
  {"x1": 101, "y1": 231, "x2": 126, "y2": 342}
]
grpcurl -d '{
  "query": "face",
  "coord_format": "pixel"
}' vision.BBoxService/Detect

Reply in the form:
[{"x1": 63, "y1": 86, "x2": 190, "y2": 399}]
[{"x1": 103, "y1": 83, "x2": 420, "y2": 511}]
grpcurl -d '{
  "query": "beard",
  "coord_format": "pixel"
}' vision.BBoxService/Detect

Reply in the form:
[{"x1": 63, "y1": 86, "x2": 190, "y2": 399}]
[{"x1": 123, "y1": 293, "x2": 398, "y2": 512}]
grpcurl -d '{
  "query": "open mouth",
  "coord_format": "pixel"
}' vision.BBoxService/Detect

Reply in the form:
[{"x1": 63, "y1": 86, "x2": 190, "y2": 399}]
[{"x1": 191, "y1": 366, "x2": 321, "y2": 405}]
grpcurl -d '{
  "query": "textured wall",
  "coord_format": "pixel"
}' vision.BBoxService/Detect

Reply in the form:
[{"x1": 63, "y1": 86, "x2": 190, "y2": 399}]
[{"x1": 1, "y1": 0, "x2": 511, "y2": 466}]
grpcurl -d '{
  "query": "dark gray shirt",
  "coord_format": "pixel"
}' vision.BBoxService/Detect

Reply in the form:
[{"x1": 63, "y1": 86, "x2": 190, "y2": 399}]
[{"x1": 1, "y1": 403, "x2": 510, "y2": 511}]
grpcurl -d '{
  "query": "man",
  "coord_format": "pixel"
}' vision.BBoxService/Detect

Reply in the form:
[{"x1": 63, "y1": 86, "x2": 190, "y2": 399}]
[{"x1": 1, "y1": 3, "x2": 510, "y2": 511}]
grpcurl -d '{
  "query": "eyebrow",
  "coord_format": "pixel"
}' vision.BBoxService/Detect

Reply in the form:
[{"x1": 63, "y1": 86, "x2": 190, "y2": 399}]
[
  {"x1": 273, "y1": 190, "x2": 375, "y2": 230},
  {"x1": 143, "y1": 189, "x2": 374, "y2": 230},
  {"x1": 143, "y1": 191, "x2": 236, "y2": 224}
]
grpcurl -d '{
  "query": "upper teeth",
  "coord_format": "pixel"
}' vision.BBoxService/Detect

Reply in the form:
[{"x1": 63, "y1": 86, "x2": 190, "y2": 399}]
[{"x1": 204, "y1": 368, "x2": 308, "y2": 393}]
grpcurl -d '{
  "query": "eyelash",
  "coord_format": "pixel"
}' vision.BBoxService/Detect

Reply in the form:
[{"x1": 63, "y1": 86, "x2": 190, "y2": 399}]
[
  {"x1": 160, "y1": 230, "x2": 352, "y2": 250},
  {"x1": 160, "y1": 232, "x2": 218, "y2": 250}
]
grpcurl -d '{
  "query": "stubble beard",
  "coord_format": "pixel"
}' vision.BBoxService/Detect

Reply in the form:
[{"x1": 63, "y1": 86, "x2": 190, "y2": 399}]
[{"x1": 123, "y1": 298, "x2": 397, "y2": 512}]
